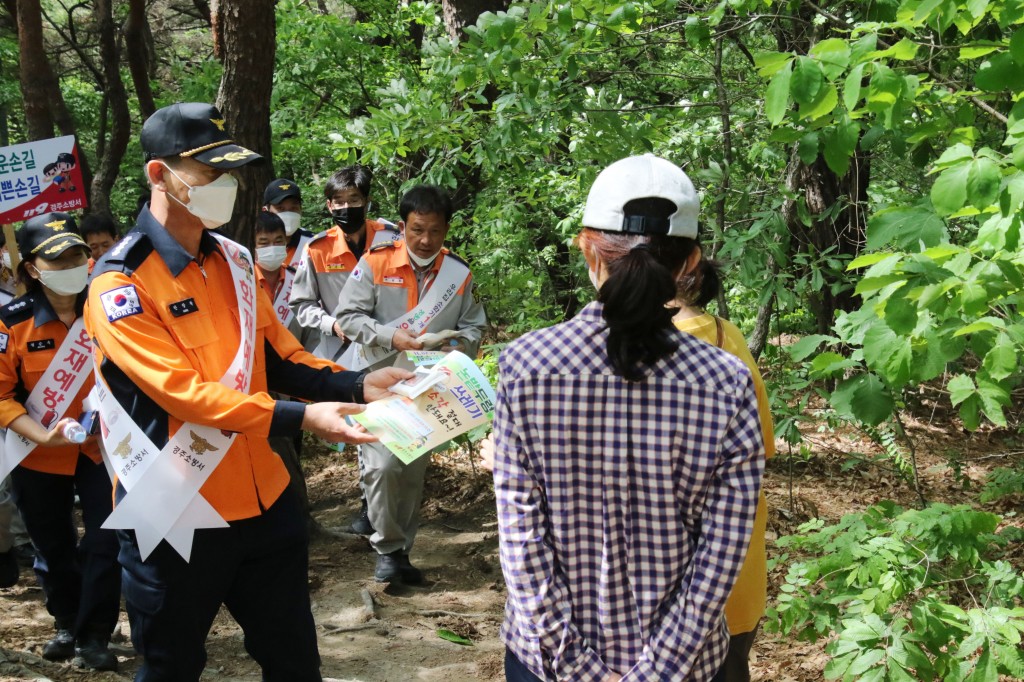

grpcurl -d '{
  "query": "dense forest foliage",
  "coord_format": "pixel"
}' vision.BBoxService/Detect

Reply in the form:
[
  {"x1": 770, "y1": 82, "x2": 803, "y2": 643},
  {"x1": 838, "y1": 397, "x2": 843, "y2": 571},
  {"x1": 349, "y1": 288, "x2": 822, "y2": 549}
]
[{"x1": 1, "y1": 0, "x2": 1023, "y2": 678}]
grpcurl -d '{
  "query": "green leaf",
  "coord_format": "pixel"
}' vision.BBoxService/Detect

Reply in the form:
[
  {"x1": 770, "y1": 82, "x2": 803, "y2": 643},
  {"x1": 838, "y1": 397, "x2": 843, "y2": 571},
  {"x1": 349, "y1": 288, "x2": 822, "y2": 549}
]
[
  {"x1": 436, "y1": 629, "x2": 474, "y2": 645},
  {"x1": 965, "y1": 643, "x2": 996, "y2": 681},
  {"x1": 982, "y1": 335, "x2": 1017, "y2": 380},
  {"x1": 848, "y1": 252, "x2": 897, "y2": 270},
  {"x1": 875, "y1": 37, "x2": 919, "y2": 61},
  {"x1": 848, "y1": 648, "x2": 886, "y2": 676},
  {"x1": 801, "y1": 83, "x2": 839, "y2": 121},
  {"x1": 954, "y1": 317, "x2": 1004, "y2": 336},
  {"x1": 866, "y1": 206, "x2": 947, "y2": 250},
  {"x1": 799, "y1": 132, "x2": 819, "y2": 165},
  {"x1": 755, "y1": 51, "x2": 794, "y2": 77},
  {"x1": 885, "y1": 295, "x2": 918, "y2": 334},
  {"x1": 792, "y1": 57, "x2": 824, "y2": 105},
  {"x1": 788, "y1": 334, "x2": 836, "y2": 361},
  {"x1": 1012, "y1": 28, "x2": 1024, "y2": 65},
  {"x1": 934, "y1": 143, "x2": 975, "y2": 169},
  {"x1": 844, "y1": 63, "x2": 865, "y2": 111},
  {"x1": 684, "y1": 17, "x2": 712, "y2": 47},
  {"x1": 978, "y1": 380, "x2": 1010, "y2": 426},
  {"x1": 948, "y1": 373, "x2": 976, "y2": 406},
  {"x1": 961, "y1": 279, "x2": 989, "y2": 316},
  {"x1": 864, "y1": 323, "x2": 913, "y2": 387},
  {"x1": 765, "y1": 62, "x2": 793, "y2": 125},
  {"x1": 976, "y1": 53, "x2": 1024, "y2": 92},
  {"x1": 810, "y1": 352, "x2": 858, "y2": 377},
  {"x1": 960, "y1": 43, "x2": 1002, "y2": 59},
  {"x1": 811, "y1": 38, "x2": 851, "y2": 78},
  {"x1": 867, "y1": 64, "x2": 903, "y2": 111},
  {"x1": 822, "y1": 120, "x2": 860, "y2": 175},
  {"x1": 966, "y1": 157, "x2": 1001, "y2": 209},
  {"x1": 932, "y1": 162, "x2": 971, "y2": 215},
  {"x1": 832, "y1": 373, "x2": 895, "y2": 425}
]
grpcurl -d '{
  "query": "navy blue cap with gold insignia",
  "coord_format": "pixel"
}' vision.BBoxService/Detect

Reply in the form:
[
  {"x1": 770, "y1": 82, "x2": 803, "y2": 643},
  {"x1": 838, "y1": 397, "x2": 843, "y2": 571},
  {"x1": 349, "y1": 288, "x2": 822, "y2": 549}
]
[
  {"x1": 141, "y1": 102, "x2": 263, "y2": 170},
  {"x1": 17, "y1": 212, "x2": 88, "y2": 261},
  {"x1": 263, "y1": 178, "x2": 302, "y2": 206}
]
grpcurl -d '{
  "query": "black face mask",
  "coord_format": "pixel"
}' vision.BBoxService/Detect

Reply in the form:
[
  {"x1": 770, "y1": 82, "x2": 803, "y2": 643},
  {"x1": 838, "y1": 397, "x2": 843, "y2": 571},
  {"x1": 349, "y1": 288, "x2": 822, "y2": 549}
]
[{"x1": 331, "y1": 206, "x2": 366, "y2": 234}]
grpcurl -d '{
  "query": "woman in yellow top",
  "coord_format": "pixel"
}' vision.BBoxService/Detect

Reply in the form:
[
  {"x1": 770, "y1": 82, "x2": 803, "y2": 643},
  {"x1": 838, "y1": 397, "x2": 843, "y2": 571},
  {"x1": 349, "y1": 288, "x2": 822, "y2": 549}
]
[{"x1": 674, "y1": 261, "x2": 775, "y2": 682}]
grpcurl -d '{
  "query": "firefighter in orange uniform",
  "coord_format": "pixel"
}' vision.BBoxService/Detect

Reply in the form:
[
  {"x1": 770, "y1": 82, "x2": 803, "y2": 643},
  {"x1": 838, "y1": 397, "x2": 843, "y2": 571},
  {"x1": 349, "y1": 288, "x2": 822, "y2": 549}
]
[
  {"x1": 0, "y1": 213, "x2": 119, "y2": 671},
  {"x1": 84, "y1": 102, "x2": 411, "y2": 682}
]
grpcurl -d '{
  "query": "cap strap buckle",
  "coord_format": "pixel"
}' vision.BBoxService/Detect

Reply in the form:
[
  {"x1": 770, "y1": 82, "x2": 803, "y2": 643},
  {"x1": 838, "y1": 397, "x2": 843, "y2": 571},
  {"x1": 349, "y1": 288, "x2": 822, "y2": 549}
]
[{"x1": 621, "y1": 215, "x2": 669, "y2": 235}]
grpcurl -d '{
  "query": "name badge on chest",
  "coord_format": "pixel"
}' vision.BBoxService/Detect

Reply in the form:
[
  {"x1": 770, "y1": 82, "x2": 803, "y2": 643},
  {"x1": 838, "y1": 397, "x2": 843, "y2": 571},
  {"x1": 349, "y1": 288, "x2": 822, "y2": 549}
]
[
  {"x1": 169, "y1": 298, "x2": 199, "y2": 317},
  {"x1": 27, "y1": 339, "x2": 55, "y2": 352}
]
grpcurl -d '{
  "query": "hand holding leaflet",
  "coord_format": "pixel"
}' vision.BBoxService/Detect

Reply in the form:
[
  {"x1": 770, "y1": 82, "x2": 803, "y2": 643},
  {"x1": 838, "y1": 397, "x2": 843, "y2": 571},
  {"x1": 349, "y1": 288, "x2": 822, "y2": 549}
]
[{"x1": 351, "y1": 351, "x2": 495, "y2": 464}]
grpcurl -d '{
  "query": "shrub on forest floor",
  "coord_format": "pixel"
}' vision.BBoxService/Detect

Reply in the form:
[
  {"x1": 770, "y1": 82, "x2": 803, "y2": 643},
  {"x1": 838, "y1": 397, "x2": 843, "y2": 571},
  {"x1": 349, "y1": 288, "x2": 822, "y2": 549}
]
[{"x1": 766, "y1": 501, "x2": 1024, "y2": 681}]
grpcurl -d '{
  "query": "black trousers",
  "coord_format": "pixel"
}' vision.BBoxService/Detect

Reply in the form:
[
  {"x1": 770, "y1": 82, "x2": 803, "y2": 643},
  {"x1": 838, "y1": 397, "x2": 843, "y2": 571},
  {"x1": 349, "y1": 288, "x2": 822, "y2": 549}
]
[
  {"x1": 711, "y1": 626, "x2": 759, "y2": 682},
  {"x1": 118, "y1": 487, "x2": 321, "y2": 682},
  {"x1": 11, "y1": 455, "x2": 121, "y2": 638}
]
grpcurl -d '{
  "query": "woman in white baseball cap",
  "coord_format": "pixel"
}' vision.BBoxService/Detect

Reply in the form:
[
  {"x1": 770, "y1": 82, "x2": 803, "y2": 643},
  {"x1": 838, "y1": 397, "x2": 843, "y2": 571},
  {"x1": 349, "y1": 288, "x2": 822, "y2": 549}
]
[{"x1": 492, "y1": 154, "x2": 766, "y2": 682}]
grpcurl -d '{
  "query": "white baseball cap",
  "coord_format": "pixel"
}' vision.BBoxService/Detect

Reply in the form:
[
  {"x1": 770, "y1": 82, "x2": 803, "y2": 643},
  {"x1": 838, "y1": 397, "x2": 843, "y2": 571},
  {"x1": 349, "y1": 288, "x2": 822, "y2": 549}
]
[{"x1": 581, "y1": 154, "x2": 699, "y2": 238}]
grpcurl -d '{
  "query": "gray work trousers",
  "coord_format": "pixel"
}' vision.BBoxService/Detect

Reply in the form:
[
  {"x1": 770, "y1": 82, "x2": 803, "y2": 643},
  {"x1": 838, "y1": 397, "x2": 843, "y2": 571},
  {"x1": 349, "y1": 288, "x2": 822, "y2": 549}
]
[{"x1": 359, "y1": 442, "x2": 429, "y2": 556}]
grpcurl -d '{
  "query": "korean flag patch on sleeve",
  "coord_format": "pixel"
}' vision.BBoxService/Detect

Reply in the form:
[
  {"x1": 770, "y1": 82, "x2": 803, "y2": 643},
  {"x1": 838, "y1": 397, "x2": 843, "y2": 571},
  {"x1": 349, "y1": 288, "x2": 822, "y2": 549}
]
[
  {"x1": 100, "y1": 285, "x2": 143, "y2": 322},
  {"x1": 0, "y1": 332, "x2": 8, "y2": 354}
]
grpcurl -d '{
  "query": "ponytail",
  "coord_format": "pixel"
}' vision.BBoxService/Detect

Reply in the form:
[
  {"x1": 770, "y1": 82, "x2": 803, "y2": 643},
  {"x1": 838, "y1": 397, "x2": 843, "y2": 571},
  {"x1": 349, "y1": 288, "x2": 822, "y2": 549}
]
[
  {"x1": 598, "y1": 244, "x2": 680, "y2": 382},
  {"x1": 579, "y1": 229, "x2": 699, "y2": 382},
  {"x1": 677, "y1": 258, "x2": 723, "y2": 309}
]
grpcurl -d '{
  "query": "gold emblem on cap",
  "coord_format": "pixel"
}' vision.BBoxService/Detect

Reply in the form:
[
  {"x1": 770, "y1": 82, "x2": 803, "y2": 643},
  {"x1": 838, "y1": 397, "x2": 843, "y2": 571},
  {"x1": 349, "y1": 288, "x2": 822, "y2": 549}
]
[
  {"x1": 209, "y1": 149, "x2": 256, "y2": 163},
  {"x1": 210, "y1": 118, "x2": 226, "y2": 131},
  {"x1": 44, "y1": 238, "x2": 75, "y2": 255},
  {"x1": 279, "y1": 184, "x2": 291, "y2": 190},
  {"x1": 44, "y1": 219, "x2": 67, "y2": 230}
]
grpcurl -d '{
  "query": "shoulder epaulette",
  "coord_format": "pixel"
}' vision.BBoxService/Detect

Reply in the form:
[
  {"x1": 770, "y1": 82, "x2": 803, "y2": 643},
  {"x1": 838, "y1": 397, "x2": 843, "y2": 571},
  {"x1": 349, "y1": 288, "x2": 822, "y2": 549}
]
[
  {"x1": 91, "y1": 229, "x2": 154, "y2": 280},
  {"x1": 0, "y1": 292, "x2": 37, "y2": 327},
  {"x1": 370, "y1": 240, "x2": 399, "y2": 253},
  {"x1": 307, "y1": 229, "x2": 331, "y2": 243},
  {"x1": 443, "y1": 250, "x2": 470, "y2": 268}
]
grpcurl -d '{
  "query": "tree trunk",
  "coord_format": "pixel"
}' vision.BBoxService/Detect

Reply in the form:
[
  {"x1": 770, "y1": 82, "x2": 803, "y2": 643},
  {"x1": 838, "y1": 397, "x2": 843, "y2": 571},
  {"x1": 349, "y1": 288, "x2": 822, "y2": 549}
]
[
  {"x1": 790, "y1": 153, "x2": 868, "y2": 334},
  {"x1": 441, "y1": 0, "x2": 508, "y2": 43},
  {"x1": 214, "y1": 0, "x2": 277, "y2": 247},
  {"x1": 16, "y1": 0, "x2": 54, "y2": 140},
  {"x1": 89, "y1": 0, "x2": 131, "y2": 221},
  {"x1": 124, "y1": 0, "x2": 156, "y2": 120},
  {"x1": 16, "y1": 0, "x2": 92, "y2": 197}
]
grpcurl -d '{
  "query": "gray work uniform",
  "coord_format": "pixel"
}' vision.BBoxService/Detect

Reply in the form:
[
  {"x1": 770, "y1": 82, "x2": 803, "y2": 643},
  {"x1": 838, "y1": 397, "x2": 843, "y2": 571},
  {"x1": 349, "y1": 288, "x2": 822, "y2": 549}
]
[
  {"x1": 288, "y1": 221, "x2": 398, "y2": 361},
  {"x1": 336, "y1": 240, "x2": 487, "y2": 555}
]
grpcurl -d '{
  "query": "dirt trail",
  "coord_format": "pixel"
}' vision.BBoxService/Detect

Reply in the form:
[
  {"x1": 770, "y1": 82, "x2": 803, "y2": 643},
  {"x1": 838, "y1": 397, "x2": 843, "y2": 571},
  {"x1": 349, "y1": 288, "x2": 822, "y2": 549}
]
[{"x1": 1, "y1": 415, "x2": 1020, "y2": 681}]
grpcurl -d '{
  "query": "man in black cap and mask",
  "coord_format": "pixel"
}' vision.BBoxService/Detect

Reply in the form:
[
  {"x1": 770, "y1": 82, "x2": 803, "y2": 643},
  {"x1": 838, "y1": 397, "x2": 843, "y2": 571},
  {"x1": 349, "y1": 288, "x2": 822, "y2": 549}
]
[
  {"x1": 289, "y1": 165, "x2": 399, "y2": 363},
  {"x1": 84, "y1": 103, "x2": 411, "y2": 682}
]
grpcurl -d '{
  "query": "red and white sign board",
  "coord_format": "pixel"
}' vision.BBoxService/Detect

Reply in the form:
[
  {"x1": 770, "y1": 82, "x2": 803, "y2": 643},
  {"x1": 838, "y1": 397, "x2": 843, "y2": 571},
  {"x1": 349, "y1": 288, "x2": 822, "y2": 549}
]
[{"x1": 0, "y1": 136, "x2": 88, "y2": 225}]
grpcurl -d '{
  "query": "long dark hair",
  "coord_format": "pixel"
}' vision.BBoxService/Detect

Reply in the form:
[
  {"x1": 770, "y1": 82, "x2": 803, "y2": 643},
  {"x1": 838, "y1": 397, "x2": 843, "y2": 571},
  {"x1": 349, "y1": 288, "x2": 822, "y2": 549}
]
[
  {"x1": 578, "y1": 228, "x2": 699, "y2": 382},
  {"x1": 677, "y1": 258, "x2": 723, "y2": 309}
]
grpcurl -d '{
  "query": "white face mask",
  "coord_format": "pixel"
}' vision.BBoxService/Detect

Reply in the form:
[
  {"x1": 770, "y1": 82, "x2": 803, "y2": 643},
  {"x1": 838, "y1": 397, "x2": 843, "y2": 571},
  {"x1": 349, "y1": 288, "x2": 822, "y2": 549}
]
[
  {"x1": 256, "y1": 245, "x2": 287, "y2": 271},
  {"x1": 407, "y1": 246, "x2": 440, "y2": 268},
  {"x1": 162, "y1": 163, "x2": 238, "y2": 229},
  {"x1": 276, "y1": 211, "x2": 302, "y2": 236},
  {"x1": 1, "y1": 251, "x2": 10, "y2": 270},
  {"x1": 36, "y1": 263, "x2": 89, "y2": 296},
  {"x1": 588, "y1": 266, "x2": 601, "y2": 290}
]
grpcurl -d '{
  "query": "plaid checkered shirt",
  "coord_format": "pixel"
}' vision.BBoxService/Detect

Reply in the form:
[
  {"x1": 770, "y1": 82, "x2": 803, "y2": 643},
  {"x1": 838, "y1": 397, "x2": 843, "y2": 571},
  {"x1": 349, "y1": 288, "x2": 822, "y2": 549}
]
[{"x1": 494, "y1": 302, "x2": 765, "y2": 681}]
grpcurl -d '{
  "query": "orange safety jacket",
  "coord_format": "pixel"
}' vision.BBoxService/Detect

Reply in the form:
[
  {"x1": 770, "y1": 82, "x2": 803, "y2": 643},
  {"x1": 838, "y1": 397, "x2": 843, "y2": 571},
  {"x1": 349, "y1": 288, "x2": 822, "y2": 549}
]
[
  {"x1": 285, "y1": 227, "x2": 315, "y2": 267},
  {"x1": 85, "y1": 207, "x2": 361, "y2": 521},
  {"x1": 336, "y1": 240, "x2": 486, "y2": 356},
  {"x1": 0, "y1": 290, "x2": 99, "y2": 474},
  {"x1": 289, "y1": 220, "x2": 399, "y2": 340}
]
